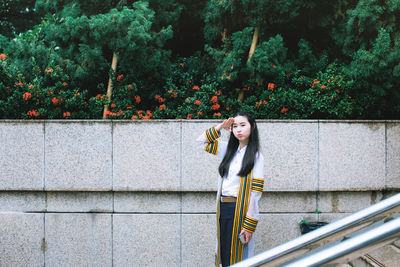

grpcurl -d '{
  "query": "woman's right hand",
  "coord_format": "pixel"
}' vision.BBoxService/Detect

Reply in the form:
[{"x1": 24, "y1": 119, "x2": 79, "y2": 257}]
[{"x1": 216, "y1": 117, "x2": 234, "y2": 132}]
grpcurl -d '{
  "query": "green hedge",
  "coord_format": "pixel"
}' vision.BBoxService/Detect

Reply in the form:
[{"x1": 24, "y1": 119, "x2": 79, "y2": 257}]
[{"x1": 1, "y1": 0, "x2": 399, "y2": 119}]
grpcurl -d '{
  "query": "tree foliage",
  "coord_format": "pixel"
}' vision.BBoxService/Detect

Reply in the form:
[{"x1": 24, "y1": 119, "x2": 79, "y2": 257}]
[{"x1": 0, "y1": 0, "x2": 399, "y2": 119}]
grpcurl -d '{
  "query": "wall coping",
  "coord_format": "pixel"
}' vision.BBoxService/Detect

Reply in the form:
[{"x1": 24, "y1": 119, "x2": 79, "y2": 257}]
[{"x1": 1, "y1": 119, "x2": 399, "y2": 123}]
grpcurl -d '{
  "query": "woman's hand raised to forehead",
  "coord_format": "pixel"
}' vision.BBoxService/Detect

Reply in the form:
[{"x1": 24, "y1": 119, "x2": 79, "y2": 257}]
[{"x1": 216, "y1": 117, "x2": 235, "y2": 132}]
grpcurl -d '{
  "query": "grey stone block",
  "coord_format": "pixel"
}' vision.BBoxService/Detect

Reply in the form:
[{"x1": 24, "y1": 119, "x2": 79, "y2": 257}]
[
  {"x1": 46, "y1": 192, "x2": 113, "y2": 212},
  {"x1": 45, "y1": 122, "x2": 112, "y2": 190},
  {"x1": 0, "y1": 122, "x2": 44, "y2": 190},
  {"x1": 182, "y1": 192, "x2": 216, "y2": 213},
  {"x1": 258, "y1": 122, "x2": 319, "y2": 191},
  {"x1": 113, "y1": 214, "x2": 180, "y2": 266},
  {"x1": 317, "y1": 213, "x2": 352, "y2": 224},
  {"x1": 255, "y1": 213, "x2": 318, "y2": 253},
  {"x1": 387, "y1": 123, "x2": 400, "y2": 189},
  {"x1": 319, "y1": 123, "x2": 385, "y2": 190},
  {"x1": 366, "y1": 244, "x2": 400, "y2": 267},
  {"x1": 114, "y1": 192, "x2": 181, "y2": 213},
  {"x1": 0, "y1": 213, "x2": 44, "y2": 267},
  {"x1": 0, "y1": 192, "x2": 45, "y2": 212},
  {"x1": 260, "y1": 192, "x2": 316, "y2": 213},
  {"x1": 45, "y1": 213, "x2": 112, "y2": 267},
  {"x1": 113, "y1": 122, "x2": 181, "y2": 191},
  {"x1": 182, "y1": 214, "x2": 215, "y2": 267},
  {"x1": 318, "y1": 192, "x2": 375, "y2": 213},
  {"x1": 182, "y1": 121, "x2": 226, "y2": 191}
]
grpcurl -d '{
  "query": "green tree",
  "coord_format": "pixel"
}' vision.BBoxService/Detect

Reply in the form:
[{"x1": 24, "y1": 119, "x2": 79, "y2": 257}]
[
  {"x1": 4, "y1": 1, "x2": 173, "y2": 100},
  {"x1": 0, "y1": 0, "x2": 39, "y2": 38}
]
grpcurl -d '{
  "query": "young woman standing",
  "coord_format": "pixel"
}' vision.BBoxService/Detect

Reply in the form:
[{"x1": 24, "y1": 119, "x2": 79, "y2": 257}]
[{"x1": 196, "y1": 111, "x2": 264, "y2": 266}]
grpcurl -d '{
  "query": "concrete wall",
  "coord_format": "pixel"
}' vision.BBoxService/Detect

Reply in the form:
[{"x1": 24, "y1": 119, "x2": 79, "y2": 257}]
[{"x1": 0, "y1": 120, "x2": 399, "y2": 266}]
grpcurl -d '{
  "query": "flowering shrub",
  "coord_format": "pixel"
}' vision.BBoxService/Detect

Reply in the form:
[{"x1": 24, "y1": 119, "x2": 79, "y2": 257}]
[
  {"x1": 150, "y1": 59, "x2": 242, "y2": 120},
  {"x1": 0, "y1": 56, "x2": 105, "y2": 119},
  {"x1": 239, "y1": 64, "x2": 356, "y2": 119},
  {"x1": 0, "y1": 53, "x2": 359, "y2": 120}
]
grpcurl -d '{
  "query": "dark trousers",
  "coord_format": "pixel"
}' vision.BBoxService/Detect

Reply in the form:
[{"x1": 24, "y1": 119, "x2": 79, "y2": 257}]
[{"x1": 220, "y1": 202, "x2": 236, "y2": 267}]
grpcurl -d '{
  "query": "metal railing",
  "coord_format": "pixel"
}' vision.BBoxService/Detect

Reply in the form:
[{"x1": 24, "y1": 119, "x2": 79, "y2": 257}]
[{"x1": 231, "y1": 193, "x2": 400, "y2": 267}]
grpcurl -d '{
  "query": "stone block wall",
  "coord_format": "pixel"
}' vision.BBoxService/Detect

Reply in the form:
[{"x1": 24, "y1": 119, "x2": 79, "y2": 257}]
[{"x1": 0, "y1": 120, "x2": 399, "y2": 266}]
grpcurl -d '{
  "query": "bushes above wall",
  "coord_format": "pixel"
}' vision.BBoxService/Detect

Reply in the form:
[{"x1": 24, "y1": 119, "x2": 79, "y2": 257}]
[{"x1": 1, "y1": 0, "x2": 399, "y2": 119}]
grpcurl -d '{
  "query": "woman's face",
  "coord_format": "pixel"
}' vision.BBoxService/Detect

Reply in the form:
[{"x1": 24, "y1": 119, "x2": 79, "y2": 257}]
[{"x1": 232, "y1": 115, "x2": 251, "y2": 144}]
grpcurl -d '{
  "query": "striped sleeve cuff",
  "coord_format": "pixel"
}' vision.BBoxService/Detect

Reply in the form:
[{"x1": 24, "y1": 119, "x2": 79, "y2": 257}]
[
  {"x1": 242, "y1": 216, "x2": 258, "y2": 233},
  {"x1": 205, "y1": 140, "x2": 219, "y2": 155},
  {"x1": 251, "y1": 178, "x2": 264, "y2": 193},
  {"x1": 205, "y1": 127, "x2": 220, "y2": 143}
]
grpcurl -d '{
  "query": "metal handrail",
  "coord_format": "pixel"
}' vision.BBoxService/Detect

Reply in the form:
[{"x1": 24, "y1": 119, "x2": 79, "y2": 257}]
[
  {"x1": 231, "y1": 193, "x2": 400, "y2": 267},
  {"x1": 281, "y1": 216, "x2": 400, "y2": 266}
]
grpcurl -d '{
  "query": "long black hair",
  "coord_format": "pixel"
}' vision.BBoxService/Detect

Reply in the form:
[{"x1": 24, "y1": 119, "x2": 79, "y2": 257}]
[{"x1": 218, "y1": 111, "x2": 260, "y2": 178}]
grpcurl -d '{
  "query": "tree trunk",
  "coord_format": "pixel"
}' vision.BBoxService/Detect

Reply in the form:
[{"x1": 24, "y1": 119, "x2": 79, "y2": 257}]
[
  {"x1": 103, "y1": 52, "x2": 118, "y2": 119},
  {"x1": 238, "y1": 26, "x2": 260, "y2": 102},
  {"x1": 220, "y1": 28, "x2": 231, "y2": 80}
]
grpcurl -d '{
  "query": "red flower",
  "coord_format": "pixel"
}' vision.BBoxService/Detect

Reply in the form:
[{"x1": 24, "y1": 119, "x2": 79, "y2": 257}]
[
  {"x1": 215, "y1": 91, "x2": 222, "y2": 95},
  {"x1": 321, "y1": 85, "x2": 326, "y2": 89},
  {"x1": 146, "y1": 110, "x2": 152, "y2": 117},
  {"x1": 226, "y1": 106, "x2": 231, "y2": 111},
  {"x1": 0, "y1": 54, "x2": 6, "y2": 60},
  {"x1": 194, "y1": 100, "x2": 201, "y2": 106},
  {"x1": 28, "y1": 85, "x2": 34, "y2": 89},
  {"x1": 131, "y1": 115, "x2": 138, "y2": 120},
  {"x1": 312, "y1": 79, "x2": 319, "y2": 86},
  {"x1": 62, "y1": 82, "x2": 68, "y2": 86},
  {"x1": 158, "y1": 97, "x2": 165, "y2": 103},
  {"x1": 197, "y1": 111, "x2": 203, "y2": 115},
  {"x1": 23, "y1": 92, "x2": 32, "y2": 100},
  {"x1": 192, "y1": 85, "x2": 200, "y2": 90},
  {"x1": 257, "y1": 81, "x2": 263, "y2": 86},
  {"x1": 168, "y1": 90, "x2": 178, "y2": 98},
  {"x1": 63, "y1": 112, "x2": 71, "y2": 118},
  {"x1": 155, "y1": 94, "x2": 161, "y2": 100},
  {"x1": 111, "y1": 103, "x2": 116, "y2": 108},
  {"x1": 117, "y1": 74, "x2": 124, "y2": 82},
  {"x1": 127, "y1": 106, "x2": 133, "y2": 109},
  {"x1": 211, "y1": 96, "x2": 218, "y2": 103},
  {"x1": 213, "y1": 112, "x2": 221, "y2": 117},
  {"x1": 187, "y1": 113, "x2": 193, "y2": 119},
  {"x1": 256, "y1": 101, "x2": 261, "y2": 108},
  {"x1": 268, "y1": 83, "x2": 275, "y2": 90},
  {"x1": 211, "y1": 103, "x2": 220, "y2": 110},
  {"x1": 159, "y1": 104, "x2": 166, "y2": 111},
  {"x1": 45, "y1": 68, "x2": 53, "y2": 73},
  {"x1": 127, "y1": 84, "x2": 135, "y2": 90},
  {"x1": 264, "y1": 101, "x2": 268, "y2": 105},
  {"x1": 52, "y1": 97, "x2": 59, "y2": 105},
  {"x1": 135, "y1": 95, "x2": 141, "y2": 104},
  {"x1": 142, "y1": 115, "x2": 151, "y2": 120},
  {"x1": 117, "y1": 110, "x2": 124, "y2": 116},
  {"x1": 27, "y1": 110, "x2": 39, "y2": 117},
  {"x1": 280, "y1": 106, "x2": 289, "y2": 113}
]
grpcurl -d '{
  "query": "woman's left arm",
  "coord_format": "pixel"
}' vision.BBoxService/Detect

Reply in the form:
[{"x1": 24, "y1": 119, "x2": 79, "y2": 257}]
[{"x1": 240, "y1": 153, "x2": 264, "y2": 243}]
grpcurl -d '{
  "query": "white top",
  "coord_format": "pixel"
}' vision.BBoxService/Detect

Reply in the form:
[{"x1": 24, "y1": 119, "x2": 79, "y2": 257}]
[{"x1": 222, "y1": 145, "x2": 247, "y2": 197}]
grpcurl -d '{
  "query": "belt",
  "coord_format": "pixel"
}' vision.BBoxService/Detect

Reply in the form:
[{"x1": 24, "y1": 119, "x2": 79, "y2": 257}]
[{"x1": 221, "y1": 196, "x2": 237, "y2": 203}]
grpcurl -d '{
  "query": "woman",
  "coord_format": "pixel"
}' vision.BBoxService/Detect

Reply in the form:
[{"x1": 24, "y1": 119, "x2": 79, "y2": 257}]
[{"x1": 196, "y1": 111, "x2": 264, "y2": 267}]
